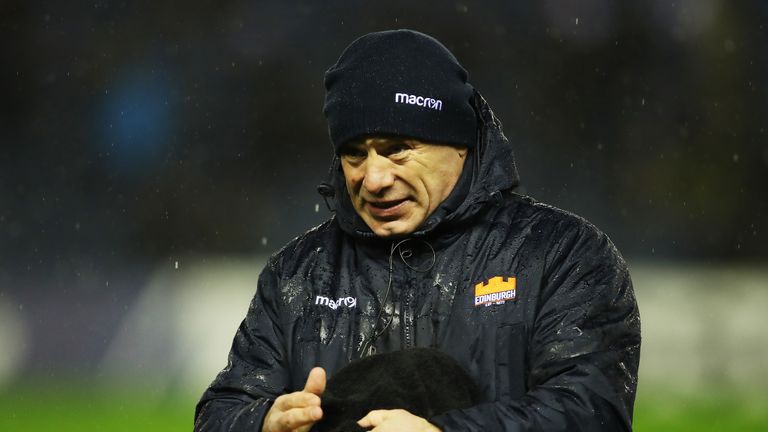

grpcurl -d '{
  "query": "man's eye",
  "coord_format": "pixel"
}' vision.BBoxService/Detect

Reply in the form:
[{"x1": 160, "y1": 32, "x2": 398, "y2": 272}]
[
  {"x1": 386, "y1": 144, "x2": 410, "y2": 157},
  {"x1": 341, "y1": 148, "x2": 366, "y2": 160}
]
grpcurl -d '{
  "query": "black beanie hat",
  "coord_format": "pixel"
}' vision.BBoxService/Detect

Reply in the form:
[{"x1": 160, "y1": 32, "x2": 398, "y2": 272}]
[{"x1": 323, "y1": 29, "x2": 477, "y2": 153}]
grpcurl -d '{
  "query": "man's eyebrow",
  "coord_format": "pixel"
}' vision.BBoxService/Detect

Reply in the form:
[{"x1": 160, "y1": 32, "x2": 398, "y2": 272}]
[
  {"x1": 374, "y1": 137, "x2": 411, "y2": 146},
  {"x1": 346, "y1": 138, "x2": 368, "y2": 146},
  {"x1": 339, "y1": 143, "x2": 364, "y2": 154}
]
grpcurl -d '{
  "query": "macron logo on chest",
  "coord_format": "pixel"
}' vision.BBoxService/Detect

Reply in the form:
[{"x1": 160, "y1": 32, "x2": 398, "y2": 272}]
[
  {"x1": 394, "y1": 92, "x2": 443, "y2": 110},
  {"x1": 315, "y1": 295, "x2": 357, "y2": 310}
]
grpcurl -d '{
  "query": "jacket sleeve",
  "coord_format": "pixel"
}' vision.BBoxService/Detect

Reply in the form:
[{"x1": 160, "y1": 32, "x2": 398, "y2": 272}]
[
  {"x1": 194, "y1": 259, "x2": 290, "y2": 432},
  {"x1": 431, "y1": 221, "x2": 641, "y2": 432}
]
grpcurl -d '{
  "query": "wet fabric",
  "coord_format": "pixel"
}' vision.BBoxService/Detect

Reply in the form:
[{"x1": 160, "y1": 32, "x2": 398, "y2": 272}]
[
  {"x1": 194, "y1": 92, "x2": 641, "y2": 432},
  {"x1": 316, "y1": 348, "x2": 482, "y2": 432}
]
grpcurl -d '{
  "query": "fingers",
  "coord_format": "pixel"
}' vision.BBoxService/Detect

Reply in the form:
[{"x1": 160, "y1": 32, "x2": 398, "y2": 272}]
[
  {"x1": 357, "y1": 409, "x2": 440, "y2": 432},
  {"x1": 262, "y1": 367, "x2": 327, "y2": 432},
  {"x1": 265, "y1": 392, "x2": 323, "y2": 432},
  {"x1": 357, "y1": 409, "x2": 388, "y2": 428},
  {"x1": 273, "y1": 391, "x2": 321, "y2": 411},
  {"x1": 303, "y1": 366, "x2": 326, "y2": 396},
  {"x1": 264, "y1": 403, "x2": 322, "y2": 432},
  {"x1": 276, "y1": 405, "x2": 322, "y2": 431}
]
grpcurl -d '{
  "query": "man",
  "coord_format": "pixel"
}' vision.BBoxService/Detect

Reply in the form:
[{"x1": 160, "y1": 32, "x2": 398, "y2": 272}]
[{"x1": 195, "y1": 29, "x2": 641, "y2": 432}]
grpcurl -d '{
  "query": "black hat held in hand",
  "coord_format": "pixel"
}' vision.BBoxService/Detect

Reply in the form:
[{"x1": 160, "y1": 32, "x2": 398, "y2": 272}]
[{"x1": 314, "y1": 348, "x2": 482, "y2": 432}]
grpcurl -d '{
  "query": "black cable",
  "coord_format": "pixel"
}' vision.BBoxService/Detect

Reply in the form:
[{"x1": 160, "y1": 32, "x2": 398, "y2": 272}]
[{"x1": 360, "y1": 238, "x2": 436, "y2": 357}]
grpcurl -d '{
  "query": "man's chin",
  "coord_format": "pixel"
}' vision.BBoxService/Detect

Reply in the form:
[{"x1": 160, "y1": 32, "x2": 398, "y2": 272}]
[{"x1": 367, "y1": 219, "x2": 418, "y2": 238}]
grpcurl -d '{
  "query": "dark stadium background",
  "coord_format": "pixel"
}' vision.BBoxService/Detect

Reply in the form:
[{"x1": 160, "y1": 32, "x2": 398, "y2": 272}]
[{"x1": 1, "y1": 1, "x2": 767, "y2": 431}]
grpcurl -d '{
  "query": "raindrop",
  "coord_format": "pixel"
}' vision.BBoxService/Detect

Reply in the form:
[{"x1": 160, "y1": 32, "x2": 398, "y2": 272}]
[
  {"x1": 174, "y1": 260, "x2": 179, "y2": 270},
  {"x1": 724, "y1": 38, "x2": 735, "y2": 53},
  {"x1": 315, "y1": 203, "x2": 320, "y2": 213},
  {"x1": 261, "y1": 237, "x2": 268, "y2": 246}
]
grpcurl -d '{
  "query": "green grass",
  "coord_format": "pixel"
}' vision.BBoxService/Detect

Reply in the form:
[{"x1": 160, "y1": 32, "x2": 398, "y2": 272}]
[
  {"x1": 633, "y1": 388, "x2": 768, "y2": 432},
  {"x1": 0, "y1": 382, "x2": 766, "y2": 431},
  {"x1": 0, "y1": 382, "x2": 195, "y2": 432}
]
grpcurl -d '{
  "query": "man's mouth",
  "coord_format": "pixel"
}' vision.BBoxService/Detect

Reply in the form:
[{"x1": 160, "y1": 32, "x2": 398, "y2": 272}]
[
  {"x1": 368, "y1": 199, "x2": 407, "y2": 209},
  {"x1": 365, "y1": 198, "x2": 408, "y2": 218}
]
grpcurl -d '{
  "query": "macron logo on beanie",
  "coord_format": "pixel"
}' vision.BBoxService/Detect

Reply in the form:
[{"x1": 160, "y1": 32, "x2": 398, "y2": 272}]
[{"x1": 394, "y1": 92, "x2": 443, "y2": 111}]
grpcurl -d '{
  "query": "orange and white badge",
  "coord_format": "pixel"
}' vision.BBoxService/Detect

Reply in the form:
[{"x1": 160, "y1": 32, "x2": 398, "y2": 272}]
[{"x1": 474, "y1": 276, "x2": 516, "y2": 306}]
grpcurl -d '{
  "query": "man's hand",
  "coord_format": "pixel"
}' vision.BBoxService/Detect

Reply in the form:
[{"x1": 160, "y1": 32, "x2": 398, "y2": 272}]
[
  {"x1": 262, "y1": 367, "x2": 326, "y2": 432},
  {"x1": 357, "y1": 409, "x2": 441, "y2": 432}
]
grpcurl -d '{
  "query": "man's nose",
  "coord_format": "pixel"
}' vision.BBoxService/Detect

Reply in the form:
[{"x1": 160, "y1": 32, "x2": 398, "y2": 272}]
[{"x1": 362, "y1": 155, "x2": 395, "y2": 194}]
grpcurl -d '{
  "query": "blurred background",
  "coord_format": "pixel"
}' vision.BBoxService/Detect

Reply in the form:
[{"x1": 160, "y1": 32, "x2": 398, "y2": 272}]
[{"x1": 1, "y1": 1, "x2": 767, "y2": 431}]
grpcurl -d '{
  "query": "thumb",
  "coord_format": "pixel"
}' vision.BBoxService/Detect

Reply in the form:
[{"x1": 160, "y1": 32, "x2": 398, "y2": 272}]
[{"x1": 304, "y1": 367, "x2": 326, "y2": 396}]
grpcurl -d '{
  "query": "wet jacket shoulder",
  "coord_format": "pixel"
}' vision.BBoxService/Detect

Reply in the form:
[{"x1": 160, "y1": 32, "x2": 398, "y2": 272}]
[{"x1": 430, "y1": 194, "x2": 640, "y2": 431}]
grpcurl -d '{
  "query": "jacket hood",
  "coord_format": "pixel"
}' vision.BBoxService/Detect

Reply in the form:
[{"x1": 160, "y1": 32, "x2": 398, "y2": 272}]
[{"x1": 317, "y1": 91, "x2": 520, "y2": 240}]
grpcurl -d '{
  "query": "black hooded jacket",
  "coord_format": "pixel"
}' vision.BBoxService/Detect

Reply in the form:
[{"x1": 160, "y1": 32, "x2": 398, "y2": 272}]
[{"x1": 194, "y1": 93, "x2": 641, "y2": 431}]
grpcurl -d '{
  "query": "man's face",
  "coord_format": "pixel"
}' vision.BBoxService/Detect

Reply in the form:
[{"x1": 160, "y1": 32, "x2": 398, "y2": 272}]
[{"x1": 339, "y1": 137, "x2": 468, "y2": 238}]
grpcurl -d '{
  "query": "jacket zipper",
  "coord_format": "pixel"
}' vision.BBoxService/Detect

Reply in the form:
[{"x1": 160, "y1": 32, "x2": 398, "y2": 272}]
[{"x1": 403, "y1": 286, "x2": 413, "y2": 348}]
